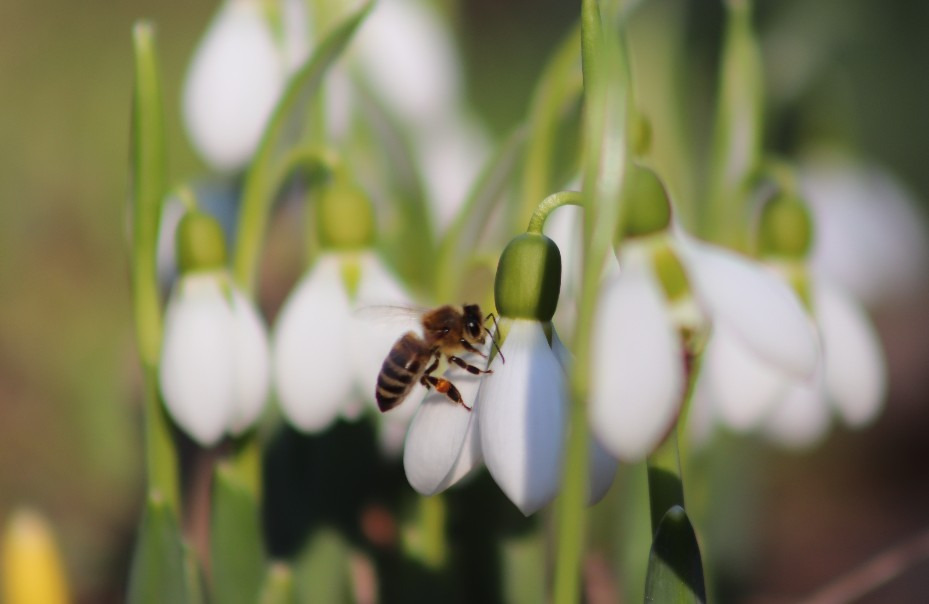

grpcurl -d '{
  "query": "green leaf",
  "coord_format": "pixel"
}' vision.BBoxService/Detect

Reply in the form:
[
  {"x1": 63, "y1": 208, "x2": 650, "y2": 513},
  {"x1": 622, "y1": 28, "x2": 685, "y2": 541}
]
[
  {"x1": 233, "y1": 0, "x2": 375, "y2": 294},
  {"x1": 705, "y1": 0, "x2": 764, "y2": 246},
  {"x1": 211, "y1": 462, "x2": 266, "y2": 604},
  {"x1": 127, "y1": 494, "x2": 195, "y2": 604},
  {"x1": 130, "y1": 20, "x2": 167, "y2": 368},
  {"x1": 293, "y1": 528, "x2": 353, "y2": 603},
  {"x1": 131, "y1": 18, "x2": 180, "y2": 519},
  {"x1": 259, "y1": 563, "x2": 296, "y2": 604},
  {"x1": 434, "y1": 125, "x2": 527, "y2": 302},
  {"x1": 644, "y1": 506, "x2": 706, "y2": 604}
]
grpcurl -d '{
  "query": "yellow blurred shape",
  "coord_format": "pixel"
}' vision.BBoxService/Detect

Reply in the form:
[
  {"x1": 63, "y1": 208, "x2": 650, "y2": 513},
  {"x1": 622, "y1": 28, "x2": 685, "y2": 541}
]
[{"x1": 2, "y1": 508, "x2": 70, "y2": 604}]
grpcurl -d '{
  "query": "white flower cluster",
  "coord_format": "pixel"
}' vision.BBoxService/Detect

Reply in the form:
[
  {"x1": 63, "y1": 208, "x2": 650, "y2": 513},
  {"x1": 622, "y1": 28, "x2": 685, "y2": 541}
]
[{"x1": 182, "y1": 0, "x2": 488, "y2": 227}]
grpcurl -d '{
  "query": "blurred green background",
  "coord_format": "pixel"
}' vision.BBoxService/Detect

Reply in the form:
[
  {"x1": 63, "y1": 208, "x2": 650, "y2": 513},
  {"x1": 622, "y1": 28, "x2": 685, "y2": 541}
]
[{"x1": 1, "y1": 0, "x2": 928, "y2": 601}]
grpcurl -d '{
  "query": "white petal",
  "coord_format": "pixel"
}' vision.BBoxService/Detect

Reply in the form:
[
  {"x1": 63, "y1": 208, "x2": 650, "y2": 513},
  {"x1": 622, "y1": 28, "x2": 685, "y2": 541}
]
[
  {"x1": 272, "y1": 256, "x2": 353, "y2": 432},
  {"x1": 814, "y1": 281, "x2": 887, "y2": 427},
  {"x1": 414, "y1": 115, "x2": 490, "y2": 230},
  {"x1": 280, "y1": 0, "x2": 310, "y2": 72},
  {"x1": 763, "y1": 372, "x2": 830, "y2": 449},
  {"x1": 227, "y1": 288, "x2": 271, "y2": 434},
  {"x1": 702, "y1": 325, "x2": 790, "y2": 431},
  {"x1": 159, "y1": 274, "x2": 235, "y2": 446},
  {"x1": 679, "y1": 238, "x2": 818, "y2": 379},
  {"x1": 550, "y1": 331, "x2": 617, "y2": 505},
  {"x1": 590, "y1": 255, "x2": 685, "y2": 461},
  {"x1": 803, "y1": 156, "x2": 929, "y2": 306},
  {"x1": 349, "y1": 254, "x2": 418, "y2": 408},
  {"x1": 478, "y1": 320, "x2": 567, "y2": 515},
  {"x1": 403, "y1": 369, "x2": 484, "y2": 495},
  {"x1": 686, "y1": 373, "x2": 719, "y2": 449},
  {"x1": 354, "y1": 0, "x2": 460, "y2": 124},
  {"x1": 182, "y1": 0, "x2": 285, "y2": 171}
]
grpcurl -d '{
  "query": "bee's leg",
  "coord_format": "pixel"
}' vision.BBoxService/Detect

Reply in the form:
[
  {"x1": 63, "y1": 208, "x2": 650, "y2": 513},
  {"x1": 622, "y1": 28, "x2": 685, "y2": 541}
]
[
  {"x1": 423, "y1": 355, "x2": 440, "y2": 377},
  {"x1": 447, "y1": 355, "x2": 493, "y2": 376},
  {"x1": 458, "y1": 339, "x2": 489, "y2": 358},
  {"x1": 422, "y1": 375, "x2": 471, "y2": 411}
]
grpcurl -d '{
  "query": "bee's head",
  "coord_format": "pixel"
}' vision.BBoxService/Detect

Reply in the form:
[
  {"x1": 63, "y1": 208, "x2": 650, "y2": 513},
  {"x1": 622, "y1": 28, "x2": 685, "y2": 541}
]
[{"x1": 462, "y1": 304, "x2": 485, "y2": 344}]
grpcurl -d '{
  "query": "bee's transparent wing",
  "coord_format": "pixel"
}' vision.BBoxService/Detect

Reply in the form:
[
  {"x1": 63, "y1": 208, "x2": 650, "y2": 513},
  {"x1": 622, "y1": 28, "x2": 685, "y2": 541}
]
[{"x1": 353, "y1": 304, "x2": 425, "y2": 331}]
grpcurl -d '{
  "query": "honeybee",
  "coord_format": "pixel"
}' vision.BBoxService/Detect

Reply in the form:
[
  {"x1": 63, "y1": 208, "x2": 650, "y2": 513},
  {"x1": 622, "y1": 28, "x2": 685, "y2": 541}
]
[{"x1": 374, "y1": 304, "x2": 503, "y2": 412}]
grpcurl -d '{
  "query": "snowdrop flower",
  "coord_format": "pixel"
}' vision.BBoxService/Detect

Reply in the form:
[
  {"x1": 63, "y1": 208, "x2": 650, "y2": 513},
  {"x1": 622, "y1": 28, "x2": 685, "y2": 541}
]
[
  {"x1": 402, "y1": 230, "x2": 617, "y2": 515},
  {"x1": 801, "y1": 153, "x2": 929, "y2": 307},
  {"x1": 713, "y1": 191, "x2": 885, "y2": 447},
  {"x1": 591, "y1": 167, "x2": 819, "y2": 459},
  {"x1": 182, "y1": 0, "x2": 309, "y2": 172},
  {"x1": 272, "y1": 180, "x2": 417, "y2": 437},
  {"x1": 159, "y1": 211, "x2": 271, "y2": 446}
]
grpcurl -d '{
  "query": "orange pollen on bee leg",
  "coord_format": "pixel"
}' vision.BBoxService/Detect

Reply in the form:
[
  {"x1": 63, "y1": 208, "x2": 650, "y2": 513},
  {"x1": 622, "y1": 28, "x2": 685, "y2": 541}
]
[{"x1": 435, "y1": 379, "x2": 451, "y2": 394}]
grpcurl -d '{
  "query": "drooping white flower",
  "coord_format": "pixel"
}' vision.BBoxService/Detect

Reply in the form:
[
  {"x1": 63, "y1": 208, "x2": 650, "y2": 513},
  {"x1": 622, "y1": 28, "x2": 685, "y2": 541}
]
[
  {"x1": 182, "y1": 0, "x2": 308, "y2": 172},
  {"x1": 272, "y1": 251, "x2": 417, "y2": 434},
  {"x1": 160, "y1": 271, "x2": 271, "y2": 446},
  {"x1": 759, "y1": 277, "x2": 886, "y2": 449},
  {"x1": 592, "y1": 232, "x2": 819, "y2": 459},
  {"x1": 403, "y1": 361, "x2": 485, "y2": 496},
  {"x1": 801, "y1": 153, "x2": 929, "y2": 307},
  {"x1": 693, "y1": 188, "x2": 888, "y2": 448},
  {"x1": 477, "y1": 320, "x2": 568, "y2": 516}
]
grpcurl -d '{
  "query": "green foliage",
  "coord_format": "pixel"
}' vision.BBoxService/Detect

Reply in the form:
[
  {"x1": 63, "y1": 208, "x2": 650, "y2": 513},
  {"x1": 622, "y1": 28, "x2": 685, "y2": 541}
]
[
  {"x1": 644, "y1": 506, "x2": 706, "y2": 604},
  {"x1": 127, "y1": 495, "x2": 199, "y2": 604},
  {"x1": 211, "y1": 463, "x2": 266, "y2": 604}
]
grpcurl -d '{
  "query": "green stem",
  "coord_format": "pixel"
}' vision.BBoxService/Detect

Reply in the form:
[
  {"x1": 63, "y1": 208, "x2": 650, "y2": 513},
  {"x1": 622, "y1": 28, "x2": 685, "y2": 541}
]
[
  {"x1": 131, "y1": 22, "x2": 179, "y2": 513},
  {"x1": 526, "y1": 191, "x2": 583, "y2": 234},
  {"x1": 420, "y1": 495, "x2": 447, "y2": 569},
  {"x1": 555, "y1": 1, "x2": 632, "y2": 601},
  {"x1": 143, "y1": 368, "x2": 180, "y2": 511}
]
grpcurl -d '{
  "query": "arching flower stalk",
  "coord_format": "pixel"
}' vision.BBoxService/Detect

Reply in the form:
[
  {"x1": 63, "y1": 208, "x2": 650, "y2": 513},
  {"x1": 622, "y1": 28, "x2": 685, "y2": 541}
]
[
  {"x1": 272, "y1": 178, "x2": 419, "y2": 449},
  {"x1": 159, "y1": 211, "x2": 271, "y2": 446}
]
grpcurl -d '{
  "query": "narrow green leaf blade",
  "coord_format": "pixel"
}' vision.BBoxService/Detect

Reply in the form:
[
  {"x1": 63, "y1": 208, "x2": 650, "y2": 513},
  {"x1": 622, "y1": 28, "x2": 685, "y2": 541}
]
[
  {"x1": 293, "y1": 529, "x2": 353, "y2": 604},
  {"x1": 211, "y1": 462, "x2": 265, "y2": 604},
  {"x1": 127, "y1": 494, "x2": 193, "y2": 604},
  {"x1": 259, "y1": 563, "x2": 296, "y2": 604},
  {"x1": 233, "y1": 0, "x2": 375, "y2": 293},
  {"x1": 644, "y1": 506, "x2": 706, "y2": 604}
]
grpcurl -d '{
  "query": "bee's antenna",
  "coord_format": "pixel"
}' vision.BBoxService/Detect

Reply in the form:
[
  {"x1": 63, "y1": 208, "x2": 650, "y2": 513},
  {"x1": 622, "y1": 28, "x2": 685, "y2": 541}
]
[{"x1": 484, "y1": 313, "x2": 505, "y2": 364}]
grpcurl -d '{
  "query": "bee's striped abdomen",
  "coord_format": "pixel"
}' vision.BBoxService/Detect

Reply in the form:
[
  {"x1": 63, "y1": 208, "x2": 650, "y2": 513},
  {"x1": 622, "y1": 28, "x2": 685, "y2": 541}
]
[{"x1": 376, "y1": 332, "x2": 431, "y2": 411}]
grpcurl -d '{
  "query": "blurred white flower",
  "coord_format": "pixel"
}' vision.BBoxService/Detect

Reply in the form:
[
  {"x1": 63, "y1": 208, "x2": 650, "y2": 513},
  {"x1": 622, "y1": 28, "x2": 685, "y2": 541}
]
[
  {"x1": 801, "y1": 154, "x2": 929, "y2": 307},
  {"x1": 592, "y1": 232, "x2": 819, "y2": 459},
  {"x1": 182, "y1": 0, "x2": 309, "y2": 172},
  {"x1": 159, "y1": 270, "x2": 271, "y2": 446},
  {"x1": 760, "y1": 277, "x2": 886, "y2": 448},
  {"x1": 272, "y1": 251, "x2": 417, "y2": 435},
  {"x1": 339, "y1": 0, "x2": 491, "y2": 229}
]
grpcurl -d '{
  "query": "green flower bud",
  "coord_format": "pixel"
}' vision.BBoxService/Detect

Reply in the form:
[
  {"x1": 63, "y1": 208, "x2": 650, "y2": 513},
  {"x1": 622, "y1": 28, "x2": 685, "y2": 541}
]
[
  {"x1": 316, "y1": 180, "x2": 376, "y2": 250},
  {"x1": 757, "y1": 192, "x2": 813, "y2": 259},
  {"x1": 621, "y1": 166, "x2": 671, "y2": 238},
  {"x1": 630, "y1": 113, "x2": 652, "y2": 158},
  {"x1": 494, "y1": 233, "x2": 562, "y2": 321},
  {"x1": 651, "y1": 242, "x2": 689, "y2": 303},
  {"x1": 177, "y1": 211, "x2": 227, "y2": 273}
]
